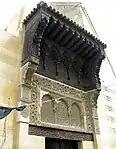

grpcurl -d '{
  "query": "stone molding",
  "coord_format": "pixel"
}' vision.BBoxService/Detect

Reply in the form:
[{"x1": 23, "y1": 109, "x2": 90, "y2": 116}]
[
  {"x1": 21, "y1": 62, "x2": 38, "y2": 85},
  {"x1": 29, "y1": 125, "x2": 93, "y2": 141},
  {"x1": 88, "y1": 90, "x2": 100, "y2": 134},
  {"x1": 19, "y1": 62, "x2": 38, "y2": 120}
]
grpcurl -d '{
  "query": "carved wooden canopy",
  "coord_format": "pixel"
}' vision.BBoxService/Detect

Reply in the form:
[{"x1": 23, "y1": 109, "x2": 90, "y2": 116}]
[{"x1": 22, "y1": 1, "x2": 107, "y2": 91}]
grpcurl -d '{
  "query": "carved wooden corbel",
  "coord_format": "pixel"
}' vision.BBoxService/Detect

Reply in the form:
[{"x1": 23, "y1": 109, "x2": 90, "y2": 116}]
[
  {"x1": 33, "y1": 17, "x2": 50, "y2": 57},
  {"x1": 88, "y1": 52, "x2": 104, "y2": 89}
]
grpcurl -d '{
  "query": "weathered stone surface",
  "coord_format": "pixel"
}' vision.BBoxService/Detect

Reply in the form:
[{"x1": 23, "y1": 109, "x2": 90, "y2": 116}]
[
  {"x1": 29, "y1": 74, "x2": 94, "y2": 133},
  {"x1": 29, "y1": 125, "x2": 93, "y2": 141}
]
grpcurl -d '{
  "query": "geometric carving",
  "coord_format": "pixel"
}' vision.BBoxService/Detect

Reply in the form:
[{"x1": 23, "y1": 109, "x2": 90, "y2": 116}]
[
  {"x1": 88, "y1": 91, "x2": 100, "y2": 134},
  {"x1": 30, "y1": 74, "x2": 95, "y2": 133},
  {"x1": 83, "y1": 97, "x2": 93, "y2": 133},
  {"x1": 56, "y1": 99, "x2": 69, "y2": 126},
  {"x1": 29, "y1": 125, "x2": 94, "y2": 141},
  {"x1": 41, "y1": 94, "x2": 55, "y2": 124},
  {"x1": 27, "y1": 74, "x2": 102, "y2": 134},
  {"x1": 21, "y1": 62, "x2": 38, "y2": 85},
  {"x1": 29, "y1": 80, "x2": 39, "y2": 123},
  {"x1": 33, "y1": 74, "x2": 83, "y2": 100},
  {"x1": 71, "y1": 103, "x2": 81, "y2": 127}
]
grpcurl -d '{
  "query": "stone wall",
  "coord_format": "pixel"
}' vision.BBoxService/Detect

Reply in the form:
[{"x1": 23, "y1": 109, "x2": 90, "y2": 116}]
[{"x1": 0, "y1": 30, "x2": 22, "y2": 148}]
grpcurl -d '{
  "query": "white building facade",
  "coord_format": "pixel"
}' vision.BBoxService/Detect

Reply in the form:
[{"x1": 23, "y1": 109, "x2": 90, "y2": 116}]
[{"x1": 98, "y1": 86, "x2": 116, "y2": 149}]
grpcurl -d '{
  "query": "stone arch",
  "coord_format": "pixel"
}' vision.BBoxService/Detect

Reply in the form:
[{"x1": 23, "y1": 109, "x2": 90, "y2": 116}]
[
  {"x1": 41, "y1": 94, "x2": 55, "y2": 124},
  {"x1": 71, "y1": 103, "x2": 81, "y2": 127},
  {"x1": 56, "y1": 99, "x2": 69, "y2": 126}
]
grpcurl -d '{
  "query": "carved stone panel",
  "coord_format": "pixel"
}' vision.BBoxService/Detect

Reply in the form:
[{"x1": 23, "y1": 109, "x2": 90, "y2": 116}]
[
  {"x1": 83, "y1": 95, "x2": 93, "y2": 133},
  {"x1": 93, "y1": 119, "x2": 100, "y2": 134},
  {"x1": 56, "y1": 99, "x2": 69, "y2": 126},
  {"x1": 41, "y1": 94, "x2": 55, "y2": 124},
  {"x1": 71, "y1": 103, "x2": 81, "y2": 127},
  {"x1": 28, "y1": 74, "x2": 100, "y2": 134},
  {"x1": 30, "y1": 86, "x2": 38, "y2": 124},
  {"x1": 29, "y1": 125, "x2": 94, "y2": 141},
  {"x1": 33, "y1": 74, "x2": 83, "y2": 100}
]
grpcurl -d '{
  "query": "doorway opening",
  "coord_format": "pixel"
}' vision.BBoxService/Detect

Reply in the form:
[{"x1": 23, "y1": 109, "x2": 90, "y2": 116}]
[{"x1": 45, "y1": 138, "x2": 78, "y2": 149}]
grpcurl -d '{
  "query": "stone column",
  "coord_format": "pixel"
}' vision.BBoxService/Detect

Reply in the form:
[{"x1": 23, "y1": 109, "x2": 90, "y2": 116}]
[
  {"x1": 81, "y1": 90, "x2": 101, "y2": 149},
  {"x1": 17, "y1": 62, "x2": 45, "y2": 149},
  {"x1": 81, "y1": 93, "x2": 93, "y2": 133},
  {"x1": 88, "y1": 90, "x2": 102, "y2": 149}
]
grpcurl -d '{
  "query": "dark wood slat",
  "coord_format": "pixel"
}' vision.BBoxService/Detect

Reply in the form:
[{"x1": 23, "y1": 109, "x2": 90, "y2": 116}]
[
  {"x1": 50, "y1": 24, "x2": 63, "y2": 40},
  {"x1": 76, "y1": 40, "x2": 89, "y2": 54},
  {"x1": 71, "y1": 38, "x2": 85, "y2": 51},
  {"x1": 64, "y1": 33, "x2": 77, "y2": 48},
  {"x1": 81, "y1": 44, "x2": 94, "y2": 57},
  {"x1": 86, "y1": 48, "x2": 98, "y2": 59},
  {"x1": 55, "y1": 26, "x2": 69, "y2": 43},
  {"x1": 59, "y1": 29, "x2": 73, "y2": 46},
  {"x1": 44, "y1": 20, "x2": 56, "y2": 36}
]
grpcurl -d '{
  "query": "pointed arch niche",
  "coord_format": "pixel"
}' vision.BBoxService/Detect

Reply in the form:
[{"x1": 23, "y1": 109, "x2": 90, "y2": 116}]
[
  {"x1": 56, "y1": 99, "x2": 69, "y2": 126},
  {"x1": 71, "y1": 103, "x2": 82, "y2": 127},
  {"x1": 41, "y1": 94, "x2": 55, "y2": 124}
]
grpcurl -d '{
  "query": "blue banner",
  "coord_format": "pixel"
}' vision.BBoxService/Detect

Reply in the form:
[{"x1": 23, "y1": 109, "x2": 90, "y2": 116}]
[{"x1": 0, "y1": 105, "x2": 26, "y2": 120}]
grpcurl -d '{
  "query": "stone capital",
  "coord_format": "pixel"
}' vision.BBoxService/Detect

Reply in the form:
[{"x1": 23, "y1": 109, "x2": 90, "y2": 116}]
[
  {"x1": 21, "y1": 62, "x2": 38, "y2": 86},
  {"x1": 88, "y1": 90, "x2": 100, "y2": 108}
]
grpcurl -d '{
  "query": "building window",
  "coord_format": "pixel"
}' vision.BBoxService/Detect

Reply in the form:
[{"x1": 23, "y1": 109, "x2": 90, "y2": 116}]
[
  {"x1": 105, "y1": 105, "x2": 113, "y2": 111},
  {"x1": 105, "y1": 96, "x2": 112, "y2": 102}
]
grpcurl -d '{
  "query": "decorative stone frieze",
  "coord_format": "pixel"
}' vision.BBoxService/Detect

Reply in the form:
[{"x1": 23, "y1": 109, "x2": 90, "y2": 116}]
[
  {"x1": 33, "y1": 74, "x2": 84, "y2": 100},
  {"x1": 29, "y1": 125, "x2": 94, "y2": 141},
  {"x1": 29, "y1": 74, "x2": 97, "y2": 133}
]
